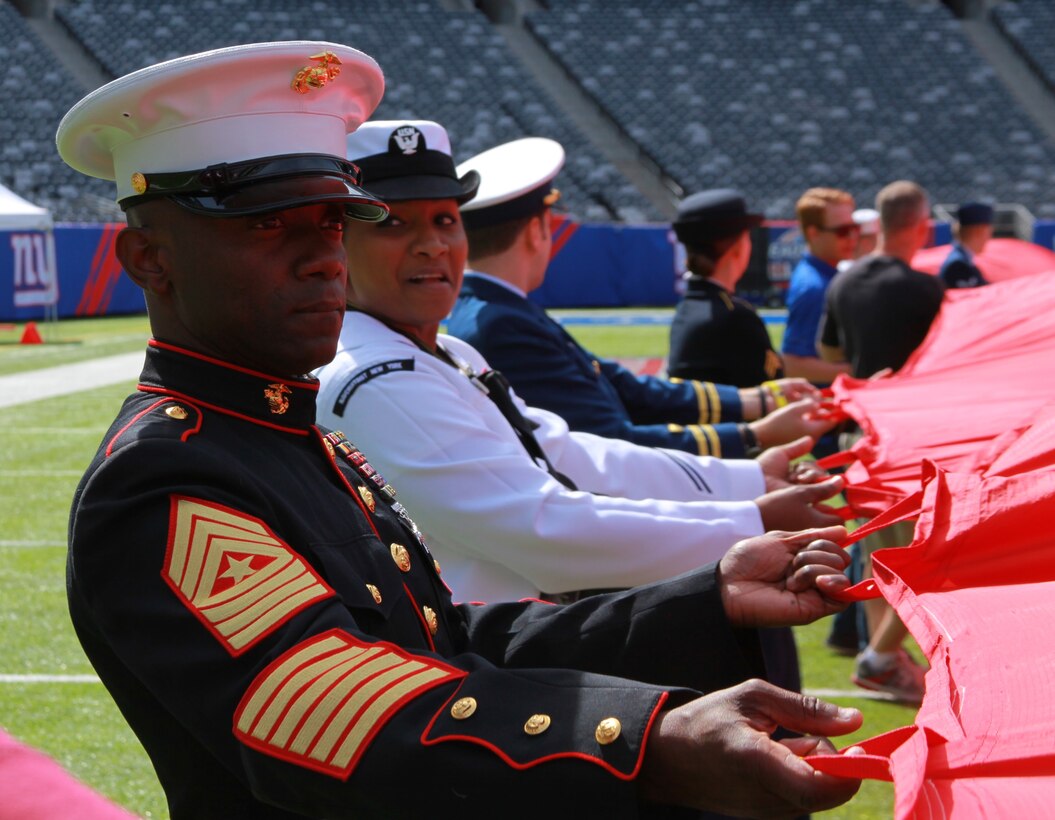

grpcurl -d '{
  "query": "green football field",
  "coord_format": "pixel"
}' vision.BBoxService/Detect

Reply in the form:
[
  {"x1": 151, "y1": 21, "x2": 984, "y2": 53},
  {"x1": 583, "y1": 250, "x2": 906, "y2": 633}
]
[{"x1": 0, "y1": 313, "x2": 911, "y2": 818}]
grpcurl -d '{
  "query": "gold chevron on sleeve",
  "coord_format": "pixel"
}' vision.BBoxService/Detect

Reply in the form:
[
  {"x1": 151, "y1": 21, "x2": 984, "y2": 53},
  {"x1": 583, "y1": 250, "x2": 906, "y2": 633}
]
[
  {"x1": 235, "y1": 629, "x2": 464, "y2": 779},
  {"x1": 163, "y1": 496, "x2": 335, "y2": 655}
]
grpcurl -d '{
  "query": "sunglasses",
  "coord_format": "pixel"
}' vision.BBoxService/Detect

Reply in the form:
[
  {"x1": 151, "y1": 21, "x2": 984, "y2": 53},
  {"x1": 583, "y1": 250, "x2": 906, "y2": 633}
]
[{"x1": 817, "y1": 223, "x2": 862, "y2": 238}]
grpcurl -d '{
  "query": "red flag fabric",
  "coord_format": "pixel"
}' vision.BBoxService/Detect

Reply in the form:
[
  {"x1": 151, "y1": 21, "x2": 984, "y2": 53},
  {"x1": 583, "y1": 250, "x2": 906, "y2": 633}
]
[
  {"x1": 823, "y1": 274, "x2": 1055, "y2": 517},
  {"x1": 810, "y1": 461, "x2": 1055, "y2": 817},
  {"x1": 912, "y1": 237, "x2": 1055, "y2": 284},
  {"x1": 0, "y1": 729, "x2": 138, "y2": 819},
  {"x1": 901, "y1": 273, "x2": 1055, "y2": 377}
]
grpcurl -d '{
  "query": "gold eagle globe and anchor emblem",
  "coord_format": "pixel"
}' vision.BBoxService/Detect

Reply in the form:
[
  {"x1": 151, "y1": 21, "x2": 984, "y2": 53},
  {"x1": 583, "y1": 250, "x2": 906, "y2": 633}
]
[
  {"x1": 264, "y1": 383, "x2": 292, "y2": 415},
  {"x1": 291, "y1": 51, "x2": 342, "y2": 94}
]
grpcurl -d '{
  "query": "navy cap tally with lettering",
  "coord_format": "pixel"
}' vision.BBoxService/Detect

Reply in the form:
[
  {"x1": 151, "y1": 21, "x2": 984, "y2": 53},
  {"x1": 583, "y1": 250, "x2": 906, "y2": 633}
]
[
  {"x1": 456, "y1": 137, "x2": 565, "y2": 230},
  {"x1": 56, "y1": 41, "x2": 389, "y2": 221},
  {"x1": 957, "y1": 201, "x2": 994, "y2": 226},
  {"x1": 346, "y1": 120, "x2": 479, "y2": 204},
  {"x1": 672, "y1": 189, "x2": 764, "y2": 247}
]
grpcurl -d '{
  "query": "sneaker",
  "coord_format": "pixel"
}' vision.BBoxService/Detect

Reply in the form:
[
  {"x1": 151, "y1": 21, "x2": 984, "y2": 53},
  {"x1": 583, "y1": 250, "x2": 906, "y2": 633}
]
[{"x1": 852, "y1": 649, "x2": 926, "y2": 705}]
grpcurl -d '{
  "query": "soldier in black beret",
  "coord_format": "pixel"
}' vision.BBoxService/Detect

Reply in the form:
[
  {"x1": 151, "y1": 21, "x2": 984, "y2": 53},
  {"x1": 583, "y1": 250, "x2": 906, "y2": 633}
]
[{"x1": 667, "y1": 189, "x2": 785, "y2": 388}]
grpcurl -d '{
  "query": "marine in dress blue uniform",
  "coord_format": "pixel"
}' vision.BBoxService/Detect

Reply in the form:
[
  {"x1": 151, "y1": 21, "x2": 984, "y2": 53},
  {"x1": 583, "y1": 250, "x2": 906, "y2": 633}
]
[{"x1": 57, "y1": 42, "x2": 862, "y2": 819}]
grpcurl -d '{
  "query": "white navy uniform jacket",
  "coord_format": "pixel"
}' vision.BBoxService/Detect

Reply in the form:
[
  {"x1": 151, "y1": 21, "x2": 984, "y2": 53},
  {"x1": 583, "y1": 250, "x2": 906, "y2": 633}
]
[{"x1": 314, "y1": 312, "x2": 765, "y2": 602}]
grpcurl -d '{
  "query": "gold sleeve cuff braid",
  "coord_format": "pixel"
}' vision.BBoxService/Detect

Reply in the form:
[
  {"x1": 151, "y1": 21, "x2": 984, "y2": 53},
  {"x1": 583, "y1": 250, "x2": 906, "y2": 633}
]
[
  {"x1": 668, "y1": 423, "x2": 720, "y2": 456},
  {"x1": 670, "y1": 378, "x2": 721, "y2": 424}
]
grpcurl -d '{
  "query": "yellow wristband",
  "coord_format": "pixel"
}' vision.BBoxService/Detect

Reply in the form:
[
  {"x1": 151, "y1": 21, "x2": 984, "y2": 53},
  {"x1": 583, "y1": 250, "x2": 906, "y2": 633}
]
[{"x1": 762, "y1": 380, "x2": 788, "y2": 408}]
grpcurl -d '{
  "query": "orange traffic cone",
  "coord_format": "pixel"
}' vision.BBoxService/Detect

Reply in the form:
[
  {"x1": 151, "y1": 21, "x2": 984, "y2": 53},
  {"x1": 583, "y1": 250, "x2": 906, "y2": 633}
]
[{"x1": 20, "y1": 322, "x2": 43, "y2": 344}]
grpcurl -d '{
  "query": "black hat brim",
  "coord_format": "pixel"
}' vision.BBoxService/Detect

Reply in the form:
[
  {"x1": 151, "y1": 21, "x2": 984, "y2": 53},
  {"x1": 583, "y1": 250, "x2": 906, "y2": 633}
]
[{"x1": 360, "y1": 170, "x2": 480, "y2": 205}]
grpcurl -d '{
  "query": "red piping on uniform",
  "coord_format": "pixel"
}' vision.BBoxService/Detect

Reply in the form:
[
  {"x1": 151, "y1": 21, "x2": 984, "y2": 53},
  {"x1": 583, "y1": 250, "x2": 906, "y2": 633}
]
[
  {"x1": 311, "y1": 427, "x2": 383, "y2": 542},
  {"x1": 402, "y1": 583, "x2": 437, "y2": 652},
  {"x1": 105, "y1": 397, "x2": 173, "y2": 456},
  {"x1": 148, "y1": 338, "x2": 321, "y2": 390},
  {"x1": 139, "y1": 386, "x2": 311, "y2": 436},
  {"x1": 421, "y1": 685, "x2": 669, "y2": 779}
]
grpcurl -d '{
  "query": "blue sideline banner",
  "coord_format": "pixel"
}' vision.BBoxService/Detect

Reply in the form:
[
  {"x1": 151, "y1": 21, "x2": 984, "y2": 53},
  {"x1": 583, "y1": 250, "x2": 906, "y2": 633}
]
[
  {"x1": 6, "y1": 219, "x2": 1054, "y2": 320},
  {"x1": 0, "y1": 223, "x2": 144, "y2": 321},
  {"x1": 1, "y1": 228, "x2": 57, "y2": 320},
  {"x1": 531, "y1": 217, "x2": 679, "y2": 308}
]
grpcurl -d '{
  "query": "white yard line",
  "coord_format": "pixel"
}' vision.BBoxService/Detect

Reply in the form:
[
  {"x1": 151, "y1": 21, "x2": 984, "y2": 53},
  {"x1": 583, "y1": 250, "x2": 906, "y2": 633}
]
[
  {"x1": 0, "y1": 351, "x2": 143, "y2": 409},
  {"x1": 805, "y1": 687, "x2": 904, "y2": 702},
  {"x1": 0, "y1": 540, "x2": 67, "y2": 547},
  {"x1": 0, "y1": 470, "x2": 84, "y2": 477},
  {"x1": 0, "y1": 674, "x2": 101, "y2": 684}
]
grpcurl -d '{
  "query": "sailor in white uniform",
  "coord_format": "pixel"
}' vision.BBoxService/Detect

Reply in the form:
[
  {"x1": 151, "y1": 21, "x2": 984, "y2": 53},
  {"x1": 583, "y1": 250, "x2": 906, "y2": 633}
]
[{"x1": 315, "y1": 120, "x2": 844, "y2": 603}]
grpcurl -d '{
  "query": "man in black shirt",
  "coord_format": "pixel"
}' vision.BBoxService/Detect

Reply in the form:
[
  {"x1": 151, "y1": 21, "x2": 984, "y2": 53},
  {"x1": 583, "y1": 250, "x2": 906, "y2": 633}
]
[
  {"x1": 817, "y1": 180, "x2": 943, "y2": 704},
  {"x1": 819, "y1": 181, "x2": 944, "y2": 379}
]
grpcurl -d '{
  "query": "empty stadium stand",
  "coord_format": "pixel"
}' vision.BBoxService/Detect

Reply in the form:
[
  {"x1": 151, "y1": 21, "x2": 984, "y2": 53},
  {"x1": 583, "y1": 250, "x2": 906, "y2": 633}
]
[
  {"x1": 0, "y1": 1, "x2": 121, "y2": 221},
  {"x1": 992, "y1": 1, "x2": 1055, "y2": 100},
  {"x1": 53, "y1": 0, "x2": 660, "y2": 222},
  {"x1": 527, "y1": 0, "x2": 1055, "y2": 218}
]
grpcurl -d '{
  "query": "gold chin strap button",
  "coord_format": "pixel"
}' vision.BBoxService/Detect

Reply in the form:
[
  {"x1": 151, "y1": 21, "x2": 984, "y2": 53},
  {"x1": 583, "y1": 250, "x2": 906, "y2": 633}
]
[
  {"x1": 595, "y1": 717, "x2": 621, "y2": 745},
  {"x1": 450, "y1": 697, "x2": 477, "y2": 720},
  {"x1": 423, "y1": 605, "x2": 438, "y2": 635},
  {"x1": 433, "y1": 558, "x2": 442, "y2": 575},
  {"x1": 523, "y1": 714, "x2": 551, "y2": 735},
  {"x1": 390, "y1": 543, "x2": 411, "y2": 572},
  {"x1": 164, "y1": 405, "x2": 188, "y2": 420},
  {"x1": 365, "y1": 584, "x2": 382, "y2": 605}
]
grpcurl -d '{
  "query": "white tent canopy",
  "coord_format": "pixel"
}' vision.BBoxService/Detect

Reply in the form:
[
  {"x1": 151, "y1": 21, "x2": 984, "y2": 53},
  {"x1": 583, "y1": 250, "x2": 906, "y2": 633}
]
[{"x1": 0, "y1": 181, "x2": 52, "y2": 231}]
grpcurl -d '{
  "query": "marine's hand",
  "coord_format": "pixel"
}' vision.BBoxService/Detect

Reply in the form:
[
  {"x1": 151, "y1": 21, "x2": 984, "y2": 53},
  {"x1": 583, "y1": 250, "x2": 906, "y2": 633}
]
[
  {"x1": 718, "y1": 527, "x2": 851, "y2": 627},
  {"x1": 751, "y1": 399, "x2": 838, "y2": 449},
  {"x1": 638, "y1": 680, "x2": 863, "y2": 817}
]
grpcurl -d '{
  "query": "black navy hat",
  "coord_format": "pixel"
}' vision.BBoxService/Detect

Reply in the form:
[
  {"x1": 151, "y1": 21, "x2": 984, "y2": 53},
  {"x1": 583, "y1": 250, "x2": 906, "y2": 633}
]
[
  {"x1": 345, "y1": 120, "x2": 479, "y2": 204},
  {"x1": 957, "y1": 201, "x2": 994, "y2": 226},
  {"x1": 56, "y1": 42, "x2": 389, "y2": 221},
  {"x1": 457, "y1": 137, "x2": 564, "y2": 230},
  {"x1": 672, "y1": 189, "x2": 764, "y2": 247}
]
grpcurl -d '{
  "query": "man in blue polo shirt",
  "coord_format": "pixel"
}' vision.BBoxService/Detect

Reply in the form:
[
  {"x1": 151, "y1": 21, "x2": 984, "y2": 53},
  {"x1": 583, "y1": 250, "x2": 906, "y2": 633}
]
[{"x1": 782, "y1": 188, "x2": 857, "y2": 384}]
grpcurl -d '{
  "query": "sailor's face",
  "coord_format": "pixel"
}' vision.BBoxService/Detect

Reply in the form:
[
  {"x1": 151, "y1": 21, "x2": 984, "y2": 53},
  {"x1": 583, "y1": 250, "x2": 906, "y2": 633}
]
[{"x1": 343, "y1": 198, "x2": 467, "y2": 347}]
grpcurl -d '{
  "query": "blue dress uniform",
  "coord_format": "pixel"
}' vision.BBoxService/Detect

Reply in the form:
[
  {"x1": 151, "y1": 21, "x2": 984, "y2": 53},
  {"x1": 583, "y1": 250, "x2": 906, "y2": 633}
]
[
  {"x1": 68, "y1": 341, "x2": 764, "y2": 819},
  {"x1": 448, "y1": 273, "x2": 748, "y2": 457},
  {"x1": 667, "y1": 277, "x2": 784, "y2": 387}
]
